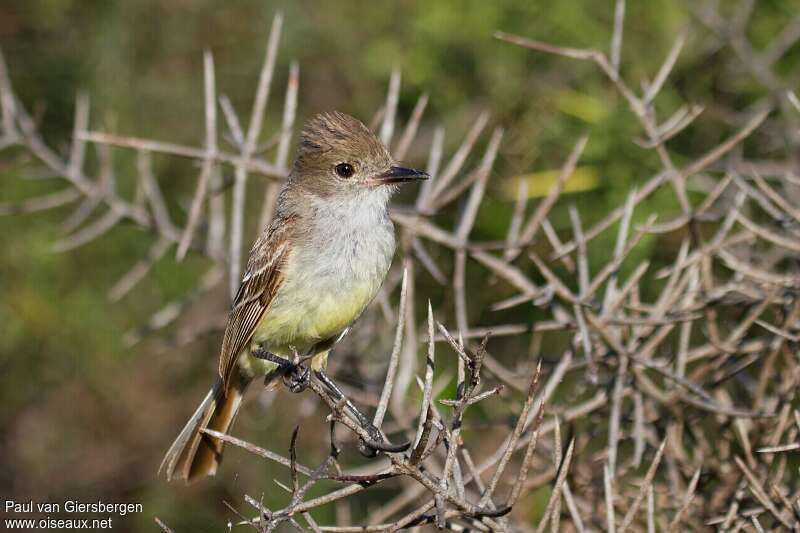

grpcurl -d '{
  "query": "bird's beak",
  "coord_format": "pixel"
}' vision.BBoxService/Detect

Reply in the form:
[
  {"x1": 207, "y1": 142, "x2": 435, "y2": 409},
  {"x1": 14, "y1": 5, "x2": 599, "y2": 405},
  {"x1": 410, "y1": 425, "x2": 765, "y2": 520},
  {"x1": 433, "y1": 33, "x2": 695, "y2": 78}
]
[{"x1": 370, "y1": 166, "x2": 429, "y2": 185}]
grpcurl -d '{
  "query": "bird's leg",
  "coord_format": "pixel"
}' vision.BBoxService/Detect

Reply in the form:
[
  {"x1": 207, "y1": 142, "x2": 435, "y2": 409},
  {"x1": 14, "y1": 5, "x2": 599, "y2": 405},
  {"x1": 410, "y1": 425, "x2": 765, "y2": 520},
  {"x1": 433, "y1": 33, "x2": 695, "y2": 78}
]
[
  {"x1": 251, "y1": 346, "x2": 292, "y2": 367},
  {"x1": 314, "y1": 370, "x2": 376, "y2": 435},
  {"x1": 251, "y1": 347, "x2": 310, "y2": 393},
  {"x1": 313, "y1": 369, "x2": 410, "y2": 457}
]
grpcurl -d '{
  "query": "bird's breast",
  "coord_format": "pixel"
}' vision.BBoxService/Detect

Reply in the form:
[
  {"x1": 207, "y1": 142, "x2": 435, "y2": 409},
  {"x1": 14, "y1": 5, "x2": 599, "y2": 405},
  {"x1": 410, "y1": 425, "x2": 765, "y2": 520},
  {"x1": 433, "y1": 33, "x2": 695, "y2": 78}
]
[{"x1": 252, "y1": 199, "x2": 395, "y2": 357}]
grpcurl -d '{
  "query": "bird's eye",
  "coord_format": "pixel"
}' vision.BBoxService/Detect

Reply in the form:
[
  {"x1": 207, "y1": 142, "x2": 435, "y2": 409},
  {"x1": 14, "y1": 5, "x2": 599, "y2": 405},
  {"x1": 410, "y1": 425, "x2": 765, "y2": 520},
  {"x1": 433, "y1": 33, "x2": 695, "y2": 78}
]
[{"x1": 335, "y1": 163, "x2": 355, "y2": 178}]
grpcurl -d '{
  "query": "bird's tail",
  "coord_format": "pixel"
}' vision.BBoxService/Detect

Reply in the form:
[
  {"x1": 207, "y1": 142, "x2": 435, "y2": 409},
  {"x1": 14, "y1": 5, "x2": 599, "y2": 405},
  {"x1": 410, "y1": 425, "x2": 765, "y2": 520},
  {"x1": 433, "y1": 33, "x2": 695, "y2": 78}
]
[{"x1": 159, "y1": 372, "x2": 250, "y2": 483}]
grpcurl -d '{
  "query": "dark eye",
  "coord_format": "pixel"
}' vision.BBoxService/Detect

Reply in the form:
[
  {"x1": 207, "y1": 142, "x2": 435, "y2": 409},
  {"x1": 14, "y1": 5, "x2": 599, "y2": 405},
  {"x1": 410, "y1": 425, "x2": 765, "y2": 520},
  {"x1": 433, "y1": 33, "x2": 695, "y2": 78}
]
[{"x1": 335, "y1": 163, "x2": 354, "y2": 178}]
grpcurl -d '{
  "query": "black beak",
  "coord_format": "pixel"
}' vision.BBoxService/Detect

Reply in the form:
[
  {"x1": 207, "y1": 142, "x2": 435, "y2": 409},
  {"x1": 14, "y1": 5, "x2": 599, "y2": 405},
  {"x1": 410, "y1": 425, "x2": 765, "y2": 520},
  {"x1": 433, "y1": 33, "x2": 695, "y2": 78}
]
[{"x1": 372, "y1": 166, "x2": 429, "y2": 185}]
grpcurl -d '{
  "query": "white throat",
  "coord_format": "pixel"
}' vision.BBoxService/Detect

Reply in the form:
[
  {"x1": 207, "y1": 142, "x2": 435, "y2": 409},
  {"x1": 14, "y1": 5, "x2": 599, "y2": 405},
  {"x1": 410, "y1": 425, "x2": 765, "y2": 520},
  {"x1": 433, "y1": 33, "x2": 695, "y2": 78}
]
[{"x1": 305, "y1": 185, "x2": 396, "y2": 280}]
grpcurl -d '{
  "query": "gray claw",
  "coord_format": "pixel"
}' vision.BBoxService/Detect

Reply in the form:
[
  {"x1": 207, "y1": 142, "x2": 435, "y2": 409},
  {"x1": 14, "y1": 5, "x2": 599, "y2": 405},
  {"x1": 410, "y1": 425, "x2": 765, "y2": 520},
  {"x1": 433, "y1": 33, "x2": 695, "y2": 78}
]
[
  {"x1": 355, "y1": 422, "x2": 380, "y2": 457},
  {"x1": 358, "y1": 437, "x2": 379, "y2": 458},
  {"x1": 284, "y1": 364, "x2": 310, "y2": 393}
]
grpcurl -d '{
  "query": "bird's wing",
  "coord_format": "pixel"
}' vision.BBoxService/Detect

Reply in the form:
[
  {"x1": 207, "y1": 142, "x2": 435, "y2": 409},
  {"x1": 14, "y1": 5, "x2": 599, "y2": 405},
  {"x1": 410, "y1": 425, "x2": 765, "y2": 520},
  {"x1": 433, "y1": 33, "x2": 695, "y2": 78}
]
[{"x1": 218, "y1": 215, "x2": 295, "y2": 390}]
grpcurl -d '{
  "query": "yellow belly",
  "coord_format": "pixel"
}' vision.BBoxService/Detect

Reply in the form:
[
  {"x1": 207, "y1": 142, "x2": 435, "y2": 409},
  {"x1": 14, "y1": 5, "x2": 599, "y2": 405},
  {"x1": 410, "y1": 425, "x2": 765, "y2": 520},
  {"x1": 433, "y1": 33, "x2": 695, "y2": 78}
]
[
  {"x1": 237, "y1": 279, "x2": 377, "y2": 378},
  {"x1": 255, "y1": 280, "x2": 375, "y2": 353}
]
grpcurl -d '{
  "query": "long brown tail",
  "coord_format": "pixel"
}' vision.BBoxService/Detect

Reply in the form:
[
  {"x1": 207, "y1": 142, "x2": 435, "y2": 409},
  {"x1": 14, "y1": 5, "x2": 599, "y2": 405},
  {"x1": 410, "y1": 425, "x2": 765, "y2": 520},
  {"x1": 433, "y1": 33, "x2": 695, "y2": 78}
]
[{"x1": 159, "y1": 372, "x2": 250, "y2": 483}]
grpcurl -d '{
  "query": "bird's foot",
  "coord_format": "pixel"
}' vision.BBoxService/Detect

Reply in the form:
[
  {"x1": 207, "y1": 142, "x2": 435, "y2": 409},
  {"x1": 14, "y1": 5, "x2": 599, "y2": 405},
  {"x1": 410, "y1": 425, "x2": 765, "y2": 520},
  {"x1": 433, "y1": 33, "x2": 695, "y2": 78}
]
[
  {"x1": 252, "y1": 347, "x2": 310, "y2": 393},
  {"x1": 312, "y1": 368, "x2": 411, "y2": 456},
  {"x1": 357, "y1": 421, "x2": 411, "y2": 457},
  {"x1": 283, "y1": 363, "x2": 310, "y2": 393},
  {"x1": 357, "y1": 423, "x2": 383, "y2": 458}
]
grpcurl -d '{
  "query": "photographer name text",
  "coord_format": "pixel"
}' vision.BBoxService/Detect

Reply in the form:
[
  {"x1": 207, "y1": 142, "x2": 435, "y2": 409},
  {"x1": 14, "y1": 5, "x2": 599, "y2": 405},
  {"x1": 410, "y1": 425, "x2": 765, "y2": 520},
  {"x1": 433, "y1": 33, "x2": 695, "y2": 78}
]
[{"x1": 4, "y1": 499, "x2": 142, "y2": 529}]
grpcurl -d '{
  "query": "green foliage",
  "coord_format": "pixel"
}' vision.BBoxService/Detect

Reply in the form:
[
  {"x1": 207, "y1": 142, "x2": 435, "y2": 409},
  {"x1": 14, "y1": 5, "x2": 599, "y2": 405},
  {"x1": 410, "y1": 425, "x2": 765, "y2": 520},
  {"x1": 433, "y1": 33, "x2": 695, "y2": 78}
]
[{"x1": 1, "y1": 0, "x2": 798, "y2": 530}]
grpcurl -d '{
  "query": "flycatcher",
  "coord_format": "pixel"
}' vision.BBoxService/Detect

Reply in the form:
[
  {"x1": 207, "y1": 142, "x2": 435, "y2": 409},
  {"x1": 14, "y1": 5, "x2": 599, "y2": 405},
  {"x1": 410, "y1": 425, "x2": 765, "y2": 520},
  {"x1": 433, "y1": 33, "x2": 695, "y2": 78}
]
[{"x1": 160, "y1": 111, "x2": 428, "y2": 482}]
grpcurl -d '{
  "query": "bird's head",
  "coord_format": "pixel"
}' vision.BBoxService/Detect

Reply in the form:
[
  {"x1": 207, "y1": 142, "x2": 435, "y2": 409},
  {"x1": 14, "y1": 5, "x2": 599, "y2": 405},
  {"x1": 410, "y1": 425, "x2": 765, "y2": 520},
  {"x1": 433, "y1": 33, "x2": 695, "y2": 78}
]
[{"x1": 290, "y1": 111, "x2": 428, "y2": 199}]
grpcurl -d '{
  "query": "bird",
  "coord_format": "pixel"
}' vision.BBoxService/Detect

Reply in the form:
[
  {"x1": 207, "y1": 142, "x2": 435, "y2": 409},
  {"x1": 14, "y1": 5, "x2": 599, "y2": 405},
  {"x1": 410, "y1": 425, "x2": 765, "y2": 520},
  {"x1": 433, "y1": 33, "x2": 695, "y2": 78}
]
[{"x1": 160, "y1": 111, "x2": 428, "y2": 483}]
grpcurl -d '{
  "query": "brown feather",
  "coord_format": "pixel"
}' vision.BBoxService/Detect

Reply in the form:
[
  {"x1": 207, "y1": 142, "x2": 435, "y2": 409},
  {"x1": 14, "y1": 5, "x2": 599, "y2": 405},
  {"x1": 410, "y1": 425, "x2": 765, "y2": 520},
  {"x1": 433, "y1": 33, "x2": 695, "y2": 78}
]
[
  {"x1": 162, "y1": 111, "x2": 402, "y2": 483},
  {"x1": 159, "y1": 372, "x2": 250, "y2": 483},
  {"x1": 218, "y1": 213, "x2": 296, "y2": 390}
]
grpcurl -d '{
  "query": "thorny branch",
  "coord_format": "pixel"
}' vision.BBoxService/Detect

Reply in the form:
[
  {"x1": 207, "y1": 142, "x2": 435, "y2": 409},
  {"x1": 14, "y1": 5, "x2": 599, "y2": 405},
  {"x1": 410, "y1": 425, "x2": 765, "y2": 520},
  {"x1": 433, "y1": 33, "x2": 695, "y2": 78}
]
[{"x1": 3, "y1": 3, "x2": 800, "y2": 530}]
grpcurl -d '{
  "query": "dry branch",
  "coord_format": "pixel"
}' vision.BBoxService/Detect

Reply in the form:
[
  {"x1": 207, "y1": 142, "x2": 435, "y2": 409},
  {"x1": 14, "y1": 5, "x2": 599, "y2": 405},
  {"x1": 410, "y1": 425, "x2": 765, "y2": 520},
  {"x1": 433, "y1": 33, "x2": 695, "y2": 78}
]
[{"x1": 2, "y1": 4, "x2": 800, "y2": 530}]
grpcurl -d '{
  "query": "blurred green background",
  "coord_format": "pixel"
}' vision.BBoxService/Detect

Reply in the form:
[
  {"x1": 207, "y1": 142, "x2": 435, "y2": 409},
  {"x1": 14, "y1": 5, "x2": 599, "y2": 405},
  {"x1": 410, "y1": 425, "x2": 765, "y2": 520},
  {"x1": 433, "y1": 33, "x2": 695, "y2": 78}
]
[{"x1": 0, "y1": 1, "x2": 797, "y2": 531}]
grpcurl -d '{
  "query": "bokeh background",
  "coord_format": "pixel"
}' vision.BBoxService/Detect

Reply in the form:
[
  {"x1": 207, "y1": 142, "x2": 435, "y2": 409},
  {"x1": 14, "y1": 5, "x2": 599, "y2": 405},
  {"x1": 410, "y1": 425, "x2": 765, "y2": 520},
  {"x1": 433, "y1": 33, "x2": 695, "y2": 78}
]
[{"x1": 1, "y1": 1, "x2": 798, "y2": 531}]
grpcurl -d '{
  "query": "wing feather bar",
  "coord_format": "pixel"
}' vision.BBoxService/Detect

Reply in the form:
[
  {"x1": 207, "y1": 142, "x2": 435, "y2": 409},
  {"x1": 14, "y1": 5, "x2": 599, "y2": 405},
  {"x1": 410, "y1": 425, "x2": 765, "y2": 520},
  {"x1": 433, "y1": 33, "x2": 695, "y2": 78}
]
[{"x1": 218, "y1": 217, "x2": 294, "y2": 390}]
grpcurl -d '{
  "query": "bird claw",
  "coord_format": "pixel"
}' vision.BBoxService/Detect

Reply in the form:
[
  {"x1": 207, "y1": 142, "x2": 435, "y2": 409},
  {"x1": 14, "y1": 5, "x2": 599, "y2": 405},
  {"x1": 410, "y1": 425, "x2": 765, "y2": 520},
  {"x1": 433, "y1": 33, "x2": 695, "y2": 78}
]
[
  {"x1": 358, "y1": 425, "x2": 382, "y2": 458},
  {"x1": 357, "y1": 423, "x2": 410, "y2": 457},
  {"x1": 283, "y1": 363, "x2": 310, "y2": 393},
  {"x1": 252, "y1": 347, "x2": 310, "y2": 393},
  {"x1": 358, "y1": 438, "x2": 379, "y2": 458}
]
